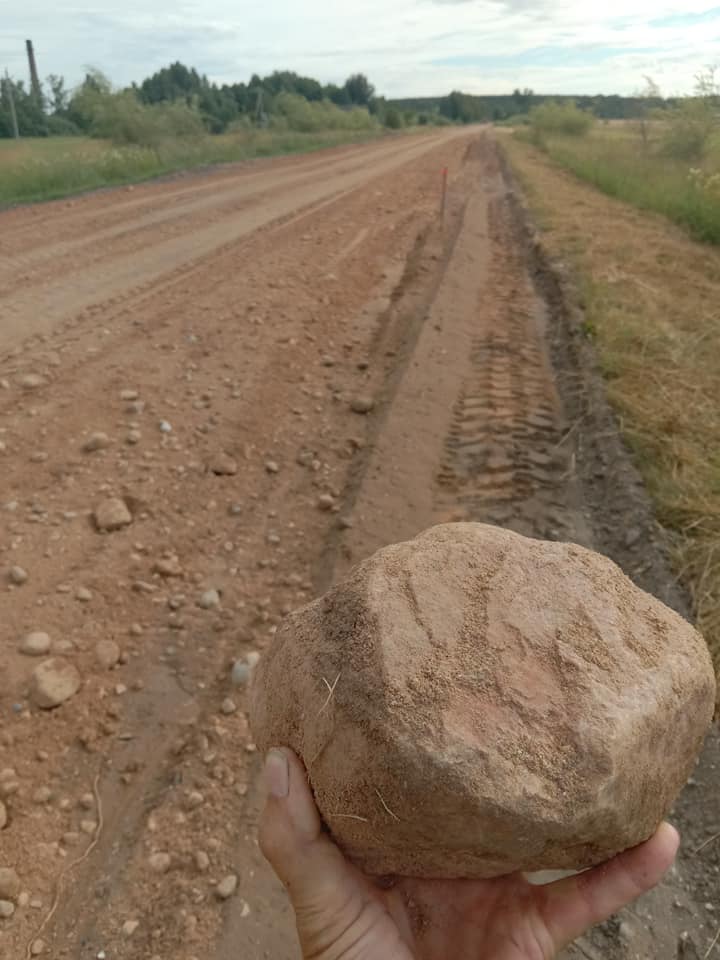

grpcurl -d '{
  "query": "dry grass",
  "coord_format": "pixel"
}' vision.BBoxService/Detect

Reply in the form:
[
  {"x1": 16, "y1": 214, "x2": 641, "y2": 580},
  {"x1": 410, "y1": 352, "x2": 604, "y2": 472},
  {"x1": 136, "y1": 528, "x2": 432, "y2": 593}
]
[{"x1": 502, "y1": 132, "x2": 720, "y2": 696}]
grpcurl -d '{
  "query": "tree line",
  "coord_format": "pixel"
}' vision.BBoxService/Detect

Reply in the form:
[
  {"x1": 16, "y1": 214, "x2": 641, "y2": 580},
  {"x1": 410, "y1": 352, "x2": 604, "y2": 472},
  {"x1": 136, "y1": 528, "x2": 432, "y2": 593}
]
[{"x1": 1, "y1": 61, "x2": 673, "y2": 141}]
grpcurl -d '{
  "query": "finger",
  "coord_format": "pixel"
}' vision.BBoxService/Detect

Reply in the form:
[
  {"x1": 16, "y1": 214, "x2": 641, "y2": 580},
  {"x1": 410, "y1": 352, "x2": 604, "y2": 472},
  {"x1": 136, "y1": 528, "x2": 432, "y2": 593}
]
[
  {"x1": 258, "y1": 748, "x2": 364, "y2": 906},
  {"x1": 540, "y1": 822, "x2": 680, "y2": 950}
]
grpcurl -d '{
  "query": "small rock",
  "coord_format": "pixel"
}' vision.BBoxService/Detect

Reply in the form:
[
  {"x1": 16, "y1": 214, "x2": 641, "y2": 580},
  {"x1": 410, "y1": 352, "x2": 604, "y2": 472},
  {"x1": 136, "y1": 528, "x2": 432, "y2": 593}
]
[
  {"x1": 79, "y1": 793, "x2": 95, "y2": 810},
  {"x1": 8, "y1": 566, "x2": 28, "y2": 586},
  {"x1": 33, "y1": 786, "x2": 52, "y2": 805},
  {"x1": 265, "y1": 460, "x2": 280, "y2": 474},
  {"x1": 76, "y1": 587, "x2": 92, "y2": 603},
  {"x1": 209, "y1": 453, "x2": 238, "y2": 476},
  {"x1": 195, "y1": 851, "x2": 210, "y2": 872},
  {"x1": 126, "y1": 430, "x2": 142, "y2": 445},
  {"x1": 154, "y1": 557, "x2": 183, "y2": 578},
  {"x1": 0, "y1": 868, "x2": 20, "y2": 900},
  {"x1": 187, "y1": 791, "x2": 204, "y2": 809},
  {"x1": 149, "y1": 852, "x2": 171, "y2": 874},
  {"x1": 80, "y1": 819, "x2": 98, "y2": 835},
  {"x1": 122, "y1": 920, "x2": 140, "y2": 937},
  {"x1": 30, "y1": 658, "x2": 82, "y2": 709},
  {"x1": 0, "y1": 800, "x2": 6, "y2": 830},
  {"x1": 216, "y1": 874, "x2": 238, "y2": 900},
  {"x1": 82, "y1": 433, "x2": 110, "y2": 454},
  {"x1": 19, "y1": 632, "x2": 52, "y2": 657},
  {"x1": 159, "y1": 420, "x2": 173, "y2": 434},
  {"x1": 95, "y1": 640, "x2": 120, "y2": 670},
  {"x1": 198, "y1": 589, "x2": 220, "y2": 610},
  {"x1": 20, "y1": 374, "x2": 46, "y2": 390},
  {"x1": 350, "y1": 396, "x2": 375, "y2": 414},
  {"x1": 94, "y1": 498, "x2": 132, "y2": 532},
  {"x1": 30, "y1": 939, "x2": 45, "y2": 956},
  {"x1": 120, "y1": 389, "x2": 139, "y2": 401},
  {"x1": 0, "y1": 900, "x2": 14, "y2": 919},
  {"x1": 317, "y1": 494, "x2": 335, "y2": 511},
  {"x1": 246, "y1": 651, "x2": 261, "y2": 669},
  {"x1": 220, "y1": 698, "x2": 237, "y2": 715},
  {"x1": 231, "y1": 662, "x2": 251, "y2": 687}
]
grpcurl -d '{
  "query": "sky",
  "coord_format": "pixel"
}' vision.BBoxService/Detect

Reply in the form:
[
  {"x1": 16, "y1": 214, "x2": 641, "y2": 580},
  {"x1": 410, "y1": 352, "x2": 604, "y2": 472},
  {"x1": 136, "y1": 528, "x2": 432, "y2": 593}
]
[{"x1": 2, "y1": 1, "x2": 719, "y2": 99}]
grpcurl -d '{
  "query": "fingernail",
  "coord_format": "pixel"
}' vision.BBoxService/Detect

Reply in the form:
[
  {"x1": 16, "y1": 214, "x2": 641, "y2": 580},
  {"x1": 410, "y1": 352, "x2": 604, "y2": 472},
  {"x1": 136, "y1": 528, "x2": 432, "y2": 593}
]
[{"x1": 264, "y1": 749, "x2": 290, "y2": 799}]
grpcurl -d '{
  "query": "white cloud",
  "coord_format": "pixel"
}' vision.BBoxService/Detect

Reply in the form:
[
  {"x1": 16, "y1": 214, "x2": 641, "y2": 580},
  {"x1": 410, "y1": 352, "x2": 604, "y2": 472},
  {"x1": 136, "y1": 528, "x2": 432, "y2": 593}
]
[{"x1": 2, "y1": 1, "x2": 719, "y2": 97}]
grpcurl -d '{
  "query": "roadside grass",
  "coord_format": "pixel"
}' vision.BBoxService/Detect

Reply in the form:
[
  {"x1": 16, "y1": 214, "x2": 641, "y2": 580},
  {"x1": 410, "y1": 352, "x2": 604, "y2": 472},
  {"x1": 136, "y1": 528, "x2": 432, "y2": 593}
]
[
  {"x1": 0, "y1": 129, "x2": 385, "y2": 206},
  {"x1": 503, "y1": 132, "x2": 720, "y2": 696},
  {"x1": 520, "y1": 124, "x2": 720, "y2": 245}
]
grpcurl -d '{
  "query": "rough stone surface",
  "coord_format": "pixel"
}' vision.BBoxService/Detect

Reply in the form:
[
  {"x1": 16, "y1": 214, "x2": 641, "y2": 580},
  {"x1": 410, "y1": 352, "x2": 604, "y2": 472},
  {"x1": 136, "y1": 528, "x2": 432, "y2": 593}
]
[
  {"x1": 250, "y1": 523, "x2": 717, "y2": 880},
  {"x1": 94, "y1": 498, "x2": 132, "y2": 532},
  {"x1": 30, "y1": 658, "x2": 82, "y2": 709}
]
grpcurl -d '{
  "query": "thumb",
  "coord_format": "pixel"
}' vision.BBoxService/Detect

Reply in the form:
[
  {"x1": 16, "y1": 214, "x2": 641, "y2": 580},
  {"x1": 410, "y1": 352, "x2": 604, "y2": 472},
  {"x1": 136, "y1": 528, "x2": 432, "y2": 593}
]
[{"x1": 258, "y1": 748, "x2": 374, "y2": 952}]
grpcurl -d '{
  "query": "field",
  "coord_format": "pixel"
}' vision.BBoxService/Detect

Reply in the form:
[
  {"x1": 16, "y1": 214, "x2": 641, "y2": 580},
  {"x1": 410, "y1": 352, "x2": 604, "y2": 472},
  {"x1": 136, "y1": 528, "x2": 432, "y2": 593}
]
[
  {"x1": 0, "y1": 130, "x2": 718, "y2": 960},
  {"x1": 0, "y1": 129, "x2": 385, "y2": 205},
  {"x1": 524, "y1": 122, "x2": 720, "y2": 245}
]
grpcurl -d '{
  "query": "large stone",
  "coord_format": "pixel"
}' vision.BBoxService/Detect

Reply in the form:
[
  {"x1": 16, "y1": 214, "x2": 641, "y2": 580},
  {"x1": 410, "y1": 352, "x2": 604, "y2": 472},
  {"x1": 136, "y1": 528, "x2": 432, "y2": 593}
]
[
  {"x1": 30, "y1": 658, "x2": 82, "y2": 709},
  {"x1": 250, "y1": 523, "x2": 716, "y2": 880},
  {"x1": 94, "y1": 498, "x2": 132, "y2": 532},
  {"x1": 0, "y1": 868, "x2": 19, "y2": 901}
]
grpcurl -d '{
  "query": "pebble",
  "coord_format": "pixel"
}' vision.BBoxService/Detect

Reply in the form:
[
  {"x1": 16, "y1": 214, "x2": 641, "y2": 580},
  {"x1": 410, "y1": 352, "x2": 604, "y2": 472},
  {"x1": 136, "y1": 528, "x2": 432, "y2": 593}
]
[
  {"x1": 198, "y1": 589, "x2": 220, "y2": 610},
  {"x1": 195, "y1": 851, "x2": 210, "y2": 872},
  {"x1": 8, "y1": 566, "x2": 28, "y2": 585},
  {"x1": 0, "y1": 867, "x2": 20, "y2": 900},
  {"x1": 154, "y1": 557, "x2": 183, "y2": 578},
  {"x1": 76, "y1": 587, "x2": 92, "y2": 603},
  {"x1": 33, "y1": 786, "x2": 52, "y2": 805},
  {"x1": 95, "y1": 640, "x2": 120, "y2": 670},
  {"x1": 216, "y1": 874, "x2": 238, "y2": 900},
  {"x1": 317, "y1": 494, "x2": 335, "y2": 511},
  {"x1": 265, "y1": 460, "x2": 280, "y2": 474},
  {"x1": 231, "y1": 662, "x2": 251, "y2": 688},
  {"x1": 126, "y1": 430, "x2": 142, "y2": 445},
  {"x1": 122, "y1": 920, "x2": 140, "y2": 937},
  {"x1": 30, "y1": 658, "x2": 82, "y2": 709},
  {"x1": 187, "y1": 791, "x2": 205, "y2": 810},
  {"x1": 220, "y1": 698, "x2": 237, "y2": 715},
  {"x1": 0, "y1": 900, "x2": 14, "y2": 919},
  {"x1": 19, "y1": 632, "x2": 52, "y2": 657},
  {"x1": 94, "y1": 498, "x2": 132, "y2": 532},
  {"x1": 350, "y1": 395, "x2": 375, "y2": 414},
  {"x1": 246, "y1": 651, "x2": 261, "y2": 669},
  {"x1": 30, "y1": 939, "x2": 45, "y2": 956},
  {"x1": 80, "y1": 820, "x2": 98, "y2": 835},
  {"x1": 0, "y1": 800, "x2": 6, "y2": 830},
  {"x1": 159, "y1": 420, "x2": 173, "y2": 434},
  {"x1": 209, "y1": 453, "x2": 238, "y2": 476},
  {"x1": 120, "y1": 389, "x2": 139, "y2": 401},
  {"x1": 82, "y1": 433, "x2": 110, "y2": 453},
  {"x1": 20, "y1": 374, "x2": 46, "y2": 390},
  {"x1": 148, "y1": 852, "x2": 171, "y2": 874},
  {"x1": 79, "y1": 793, "x2": 95, "y2": 810}
]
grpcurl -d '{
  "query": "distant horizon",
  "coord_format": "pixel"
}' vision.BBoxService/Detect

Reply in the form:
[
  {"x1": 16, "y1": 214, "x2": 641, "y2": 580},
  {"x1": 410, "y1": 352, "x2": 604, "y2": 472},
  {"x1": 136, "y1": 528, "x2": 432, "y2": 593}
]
[{"x1": 3, "y1": 2, "x2": 718, "y2": 100}]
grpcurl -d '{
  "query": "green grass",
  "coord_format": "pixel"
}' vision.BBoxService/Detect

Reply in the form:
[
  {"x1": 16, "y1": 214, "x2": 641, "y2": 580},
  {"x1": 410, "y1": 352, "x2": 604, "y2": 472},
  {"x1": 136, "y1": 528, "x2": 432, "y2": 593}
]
[
  {"x1": 523, "y1": 126, "x2": 720, "y2": 246},
  {"x1": 0, "y1": 129, "x2": 385, "y2": 206}
]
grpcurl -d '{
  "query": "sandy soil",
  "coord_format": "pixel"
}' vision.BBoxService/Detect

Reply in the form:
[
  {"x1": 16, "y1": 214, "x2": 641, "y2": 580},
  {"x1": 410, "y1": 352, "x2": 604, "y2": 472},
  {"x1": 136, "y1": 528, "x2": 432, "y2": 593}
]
[{"x1": 0, "y1": 130, "x2": 717, "y2": 960}]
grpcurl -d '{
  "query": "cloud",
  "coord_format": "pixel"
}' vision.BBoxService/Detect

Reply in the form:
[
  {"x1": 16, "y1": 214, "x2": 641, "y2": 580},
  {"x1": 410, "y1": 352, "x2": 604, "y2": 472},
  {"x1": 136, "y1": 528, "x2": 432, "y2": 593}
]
[{"x1": 3, "y1": 1, "x2": 718, "y2": 99}]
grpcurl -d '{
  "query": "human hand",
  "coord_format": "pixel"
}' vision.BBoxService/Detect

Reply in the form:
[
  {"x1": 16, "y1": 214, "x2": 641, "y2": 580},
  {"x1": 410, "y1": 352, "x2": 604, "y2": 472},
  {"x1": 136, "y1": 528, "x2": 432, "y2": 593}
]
[{"x1": 259, "y1": 748, "x2": 679, "y2": 960}]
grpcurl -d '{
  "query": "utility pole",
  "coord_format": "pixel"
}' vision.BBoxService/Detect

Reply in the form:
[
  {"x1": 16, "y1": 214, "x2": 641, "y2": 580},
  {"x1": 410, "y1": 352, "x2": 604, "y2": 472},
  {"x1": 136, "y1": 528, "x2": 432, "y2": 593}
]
[
  {"x1": 26, "y1": 39, "x2": 41, "y2": 102},
  {"x1": 3, "y1": 71, "x2": 20, "y2": 139}
]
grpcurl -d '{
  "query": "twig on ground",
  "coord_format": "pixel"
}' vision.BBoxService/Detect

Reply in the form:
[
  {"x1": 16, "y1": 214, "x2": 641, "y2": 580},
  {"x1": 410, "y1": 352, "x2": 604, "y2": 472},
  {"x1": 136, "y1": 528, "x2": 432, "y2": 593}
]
[
  {"x1": 704, "y1": 925, "x2": 720, "y2": 959},
  {"x1": 25, "y1": 771, "x2": 104, "y2": 959},
  {"x1": 694, "y1": 830, "x2": 720, "y2": 855},
  {"x1": 327, "y1": 813, "x2": 370, "y2": 823}
]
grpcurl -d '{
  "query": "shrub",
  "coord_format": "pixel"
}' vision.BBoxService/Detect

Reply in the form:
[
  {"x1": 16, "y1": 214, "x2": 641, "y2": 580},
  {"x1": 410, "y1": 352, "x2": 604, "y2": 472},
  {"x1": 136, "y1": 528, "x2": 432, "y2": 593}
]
[
  {"x1": 530, "y1": 101, "x2": 595, "y2": 137},
  {"x1": 384, "y1": 107, "x2": 402, "y2": 130},
  {"x1": 271, "y1": 93, "x2": 377, "y2": 133}
]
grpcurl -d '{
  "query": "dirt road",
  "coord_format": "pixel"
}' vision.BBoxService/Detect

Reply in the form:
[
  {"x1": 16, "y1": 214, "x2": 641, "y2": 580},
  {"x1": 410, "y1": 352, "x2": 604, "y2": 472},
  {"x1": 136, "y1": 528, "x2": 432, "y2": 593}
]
[{"x1": 1, "y1": 131, "x2": 717, "y2": 960}]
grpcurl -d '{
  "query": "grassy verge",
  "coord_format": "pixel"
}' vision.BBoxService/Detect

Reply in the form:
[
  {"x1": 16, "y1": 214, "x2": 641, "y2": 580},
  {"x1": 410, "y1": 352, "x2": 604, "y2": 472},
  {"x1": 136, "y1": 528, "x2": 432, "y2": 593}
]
[
  {"x1": 502, "y1": 132, "x2": 720, "y2": 694},
  {"x1": 522, "y1": 126, "x2": 720, "y2": 246},
  {"x1": 0, "y1": 129, "x2": 385, "y2": 206}
]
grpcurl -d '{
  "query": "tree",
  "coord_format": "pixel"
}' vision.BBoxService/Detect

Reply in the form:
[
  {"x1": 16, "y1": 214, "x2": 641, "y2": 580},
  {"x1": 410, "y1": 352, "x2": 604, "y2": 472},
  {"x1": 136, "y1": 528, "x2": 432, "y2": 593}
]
[
  {"x1": 343, "y1": 74, "x2": 375, "y2": 107},
  {"x1": 46, "y1": 74, "x2": 69, "y2": 115},
  {"x1": 0, "y1": 77, "x2": 47, "y2": 137}
]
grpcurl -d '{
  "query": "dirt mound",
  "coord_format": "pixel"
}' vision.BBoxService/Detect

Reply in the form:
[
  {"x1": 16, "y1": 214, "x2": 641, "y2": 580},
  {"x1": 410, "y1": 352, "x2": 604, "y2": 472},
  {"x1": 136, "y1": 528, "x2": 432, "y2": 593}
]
[{"x1": 251, "y1": 522, "x2": 716, "y2": 879}]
